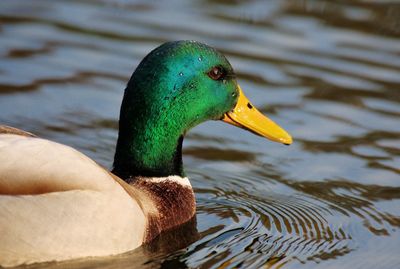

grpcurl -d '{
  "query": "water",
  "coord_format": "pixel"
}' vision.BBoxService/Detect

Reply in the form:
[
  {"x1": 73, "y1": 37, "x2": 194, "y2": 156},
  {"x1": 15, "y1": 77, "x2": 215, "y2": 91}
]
[{"x1": 1, "y1": 0, "x2": 399, "y2": 268}]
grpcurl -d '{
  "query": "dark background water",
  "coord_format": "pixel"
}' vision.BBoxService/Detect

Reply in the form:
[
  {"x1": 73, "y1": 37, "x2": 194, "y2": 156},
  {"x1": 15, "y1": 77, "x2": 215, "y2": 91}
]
[{"x1": 1, "y1": 0, "x2": 400, "y2": 268}]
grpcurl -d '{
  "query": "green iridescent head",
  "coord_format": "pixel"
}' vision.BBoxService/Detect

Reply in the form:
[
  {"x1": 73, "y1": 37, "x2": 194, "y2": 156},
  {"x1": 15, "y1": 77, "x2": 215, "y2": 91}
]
[
  {"x1": 113, "y1": 41, "x2": 239, "y2": 179},
  {"x1": 113, "y1": 40, "x2": 292, "y2": 180}
]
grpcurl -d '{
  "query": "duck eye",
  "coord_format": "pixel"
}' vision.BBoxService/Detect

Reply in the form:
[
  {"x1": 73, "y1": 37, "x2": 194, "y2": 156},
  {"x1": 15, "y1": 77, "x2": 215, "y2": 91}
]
[{"x1": 208, "y1": 66, "x2": 225, "y2": 80}]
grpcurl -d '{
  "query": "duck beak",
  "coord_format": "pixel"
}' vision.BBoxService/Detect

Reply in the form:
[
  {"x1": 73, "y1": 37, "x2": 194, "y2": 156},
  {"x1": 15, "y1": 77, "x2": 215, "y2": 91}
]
[{"x1": 221, "y1": 85, "x2": 293, "y2": 145}]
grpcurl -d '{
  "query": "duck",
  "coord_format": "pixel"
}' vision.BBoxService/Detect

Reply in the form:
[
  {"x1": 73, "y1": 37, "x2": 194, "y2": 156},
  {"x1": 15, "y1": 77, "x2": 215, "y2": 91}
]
[{"x1": 0, "y1": 40, "x2": 292, "y2": 267}]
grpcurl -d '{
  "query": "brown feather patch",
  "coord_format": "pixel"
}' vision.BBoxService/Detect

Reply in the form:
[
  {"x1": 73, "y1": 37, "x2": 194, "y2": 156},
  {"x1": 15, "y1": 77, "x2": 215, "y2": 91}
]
[
  {"x1": 131, "y1": 179, "x2": 196, "y2": 243},
  {"x1": 0, "y1": 125, "x2": 36, "y2": 137}
]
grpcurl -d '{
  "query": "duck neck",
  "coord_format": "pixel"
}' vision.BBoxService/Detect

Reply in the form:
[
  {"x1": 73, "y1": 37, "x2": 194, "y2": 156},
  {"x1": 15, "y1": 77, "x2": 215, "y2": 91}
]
[{"x1": 112, "y1": 87, "x2": 185, "y2": 180}]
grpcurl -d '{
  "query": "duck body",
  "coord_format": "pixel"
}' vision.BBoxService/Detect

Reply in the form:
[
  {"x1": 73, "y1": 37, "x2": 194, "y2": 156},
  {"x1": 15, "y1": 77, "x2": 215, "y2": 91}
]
[
  {"x1": 0, "y1": 41, "x2": 291, "y2": 267},
  {"x1": 0, "y1": 129, "x2": 195, "y2": 267},
  {"x1": 0, "y1": 129, "x2": 196, "y2": 267}
]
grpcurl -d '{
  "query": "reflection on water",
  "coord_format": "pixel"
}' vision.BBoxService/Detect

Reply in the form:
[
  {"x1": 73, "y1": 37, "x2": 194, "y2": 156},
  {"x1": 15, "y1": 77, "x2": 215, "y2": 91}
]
[{"x1": 1, "y1": 0, "x2": 399, "y2": 268}]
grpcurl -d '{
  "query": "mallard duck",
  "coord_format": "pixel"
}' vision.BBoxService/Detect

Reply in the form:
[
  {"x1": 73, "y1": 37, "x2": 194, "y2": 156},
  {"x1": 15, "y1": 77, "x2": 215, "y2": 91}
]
[{"x1": 0, "y1": 40, "x2": 292, "y2": 267}]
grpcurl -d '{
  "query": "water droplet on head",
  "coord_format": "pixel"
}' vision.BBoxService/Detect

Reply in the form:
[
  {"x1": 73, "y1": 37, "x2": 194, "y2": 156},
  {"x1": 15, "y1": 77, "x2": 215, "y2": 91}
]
[
  {"x1": 198, "y1": 56, "x2": 202, "y2": 62},
  {"x1": 179, "y1": 72, "x2": 184, "y2": 76}
]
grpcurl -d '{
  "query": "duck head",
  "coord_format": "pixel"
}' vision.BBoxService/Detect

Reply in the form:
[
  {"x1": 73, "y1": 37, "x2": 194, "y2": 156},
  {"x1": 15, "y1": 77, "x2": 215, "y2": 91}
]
[{"x1": 113, "y1": 41, "x2": 292, "y2": 180}]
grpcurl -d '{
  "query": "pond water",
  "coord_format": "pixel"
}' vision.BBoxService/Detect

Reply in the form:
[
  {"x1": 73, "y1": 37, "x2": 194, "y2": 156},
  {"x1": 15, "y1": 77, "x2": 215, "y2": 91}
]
[{"x1": 1, "y1": 0, "x2": 400, "y2": 268}]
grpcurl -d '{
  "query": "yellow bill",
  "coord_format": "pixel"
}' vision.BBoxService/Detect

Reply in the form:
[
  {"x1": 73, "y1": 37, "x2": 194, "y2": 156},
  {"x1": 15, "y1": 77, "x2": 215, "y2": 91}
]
[{"x1": 222, "y1": 85, "x2": 292, "y2": 145}]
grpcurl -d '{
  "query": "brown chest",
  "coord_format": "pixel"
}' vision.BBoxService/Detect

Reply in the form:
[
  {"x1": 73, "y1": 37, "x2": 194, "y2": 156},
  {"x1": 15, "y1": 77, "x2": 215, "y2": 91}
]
[{"x1": 131, "y1": 179, "x2": 196, "y2": 242}]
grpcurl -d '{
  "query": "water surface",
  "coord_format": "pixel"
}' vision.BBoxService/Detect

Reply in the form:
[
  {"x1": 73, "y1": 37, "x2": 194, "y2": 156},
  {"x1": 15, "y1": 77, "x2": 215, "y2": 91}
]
[{"x1": 0, "y1": 0, "x2": 399, "y2": 268}]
